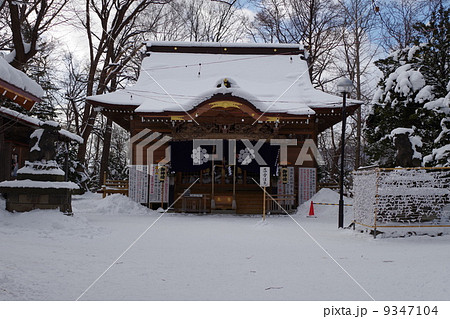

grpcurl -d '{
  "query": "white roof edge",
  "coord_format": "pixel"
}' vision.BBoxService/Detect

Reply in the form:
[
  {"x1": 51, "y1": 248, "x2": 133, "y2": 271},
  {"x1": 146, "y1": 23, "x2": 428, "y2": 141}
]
[
  {"x1": 0, "y1": 56, "x2": 44, "y2": 98},
  {"x1": 146, "y1": 41, "x2": 304, "y2": 50},
  {"x1": 309, "y1": 99, "x2": 364, "y2": 108},
  {"x1": 86, "y1": 93, "x2": 140, "y2": 106},
  {"x1": 0, "y1": 106, "x2": 83, "y2": 144}
]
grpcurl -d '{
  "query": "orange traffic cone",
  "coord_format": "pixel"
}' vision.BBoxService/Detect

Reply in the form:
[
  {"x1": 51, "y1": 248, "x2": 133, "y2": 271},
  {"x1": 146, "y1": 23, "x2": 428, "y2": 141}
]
[{"x1": 307, "y1": 201, "x2": 316, "y2": 218}]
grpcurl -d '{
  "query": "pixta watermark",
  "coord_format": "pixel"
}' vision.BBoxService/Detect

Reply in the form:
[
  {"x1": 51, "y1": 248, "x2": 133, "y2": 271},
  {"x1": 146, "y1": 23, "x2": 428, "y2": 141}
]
[{"x1": 128, "y1": 129, "x2": 324, "y2": 170}]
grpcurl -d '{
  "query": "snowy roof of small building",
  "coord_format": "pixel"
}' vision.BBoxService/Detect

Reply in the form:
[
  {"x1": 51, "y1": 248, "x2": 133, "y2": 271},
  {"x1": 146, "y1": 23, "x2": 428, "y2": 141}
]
[
  {"x1": 0, "y1": 179, "x2": 79, "y2": 190},
  {"x1": 0, "y1": 106, "x2": 84, "y2": 144},
  {"x1": 0, "y1": 56, "x2": 44, "y2": 101},
  {"x1": 87, "y1": 41, "x2": 360, "y2": 116}
]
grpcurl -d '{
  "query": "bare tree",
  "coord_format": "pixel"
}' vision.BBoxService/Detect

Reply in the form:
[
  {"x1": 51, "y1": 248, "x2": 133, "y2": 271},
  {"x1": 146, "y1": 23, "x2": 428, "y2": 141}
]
[
  {"x1": 1, "y1": 0, "x2": 69, "y2": 70},
  {"x1": 318, "y1": 118, "x2": 358, "y2": 188},
  {"x1": 334, "y1": 0, "x2": 381, "y2": 169},
  {"x1": 248, "y1": 0, "x2": 288, "y2": 43},
  {"x1": 248, "y1": 0, "x2": 342, "y2": 87},
  {"x1": 73, "y1": 0, "x2": 169, "y2": 187},
  {"x1": 375, "y1": 0, "x2": 442, "y2": 51},
  {"x1": 142, "y1": 0, "x2": 249, "y2": 42},
  {"x1": 58, "y1": 52, "x2": 88, "y2": 136},
  {"x1": 288, "y1": 0, "x2": 342, "y2": 87}
]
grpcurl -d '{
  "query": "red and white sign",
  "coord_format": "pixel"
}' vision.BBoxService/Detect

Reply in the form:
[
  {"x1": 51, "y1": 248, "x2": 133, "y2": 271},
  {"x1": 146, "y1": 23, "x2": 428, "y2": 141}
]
[
  {"x1": 277, "y1": 167, "x2": 295, "y2": 205},
  {"x1": 148, "y1": 164, "x2": 169, "y2": 203}
]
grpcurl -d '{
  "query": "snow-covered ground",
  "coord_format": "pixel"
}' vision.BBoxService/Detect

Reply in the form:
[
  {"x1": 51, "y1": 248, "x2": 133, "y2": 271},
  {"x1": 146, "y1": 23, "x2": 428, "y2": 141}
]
[{"x1": 1, "y1": 189, "x2": 449, "y2": 301}]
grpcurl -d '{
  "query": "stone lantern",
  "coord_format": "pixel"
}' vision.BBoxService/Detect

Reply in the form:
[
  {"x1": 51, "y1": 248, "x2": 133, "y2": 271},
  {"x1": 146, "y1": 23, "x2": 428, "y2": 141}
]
[{"x1": 0, "y1": 121, "x2": 79, "y2": 214}]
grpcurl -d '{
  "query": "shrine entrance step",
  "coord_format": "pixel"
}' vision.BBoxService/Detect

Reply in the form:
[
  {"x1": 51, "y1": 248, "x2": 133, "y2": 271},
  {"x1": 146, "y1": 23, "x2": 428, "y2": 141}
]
[{"x1": 210, "y1": 209, "x2": 237, "y2": 214}]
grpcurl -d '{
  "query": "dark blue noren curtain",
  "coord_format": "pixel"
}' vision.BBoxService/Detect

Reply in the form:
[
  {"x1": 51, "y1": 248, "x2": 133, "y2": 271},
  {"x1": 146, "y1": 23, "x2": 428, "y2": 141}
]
[
  {"x1": 169, "y1": 140, "x2": 279, "y2": 173},
  {"x1": 170, "y1": 141, "x2": 212, "y2": 172},
  {"x1": 235, "y1": 140, "x2": 279, "y2": 173}
]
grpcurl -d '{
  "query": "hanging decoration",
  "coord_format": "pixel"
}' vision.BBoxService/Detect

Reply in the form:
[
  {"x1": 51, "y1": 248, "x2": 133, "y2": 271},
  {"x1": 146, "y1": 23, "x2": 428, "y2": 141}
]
[
  {"x1": 238, "y1": 148, "x2": 255, "y2": 165},
  {"x1": 191, "y1": 146, "x2": 210, "y2": 165}
]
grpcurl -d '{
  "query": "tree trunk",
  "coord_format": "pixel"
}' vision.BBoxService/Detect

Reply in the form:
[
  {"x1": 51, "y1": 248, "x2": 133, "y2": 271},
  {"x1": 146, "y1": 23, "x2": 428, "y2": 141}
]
[
  {"x1": 76, "y1": 107, "x2": 98, "y2": 163},
  {"x1": 8, "y1": 1, "x2": 28, "y2": 70},
  {"x1": 99, "y1": 117, "x2": 113, "y2": 185},
  {"x1": 93, "y1": 133, "x2": 101, "y2": 183}
]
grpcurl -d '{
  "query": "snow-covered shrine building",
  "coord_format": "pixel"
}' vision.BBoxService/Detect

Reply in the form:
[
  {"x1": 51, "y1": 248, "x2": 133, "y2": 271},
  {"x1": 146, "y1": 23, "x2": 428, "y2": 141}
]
[{"x1": 87, "y1": 41, "x2": 361, "y2": 213}]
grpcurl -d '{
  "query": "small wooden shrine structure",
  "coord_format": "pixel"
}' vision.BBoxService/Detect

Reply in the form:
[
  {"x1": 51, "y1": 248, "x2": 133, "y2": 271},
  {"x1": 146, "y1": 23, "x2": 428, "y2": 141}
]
[
  {"x1": 0, "y1": 57, "x2": 83, "y2": 213},
  {"x1": 87, "y1": 41, "x2": 361, "y2": 214},
  {"x1": 0, "y1": 56, "x2": 43, "y2": 181},
  {"x1": 0, "y1": 107, "x2": 83, "y2": 182}
]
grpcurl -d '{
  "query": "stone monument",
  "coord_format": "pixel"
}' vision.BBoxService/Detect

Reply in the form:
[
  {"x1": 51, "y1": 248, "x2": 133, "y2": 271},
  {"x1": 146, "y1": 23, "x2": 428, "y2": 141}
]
[
  {"x1": 393, "y1": 132, "x2": 421, "y2": 167},
  {"x1": 0, "y1": 121, "x2": 79, "y2": 214}
]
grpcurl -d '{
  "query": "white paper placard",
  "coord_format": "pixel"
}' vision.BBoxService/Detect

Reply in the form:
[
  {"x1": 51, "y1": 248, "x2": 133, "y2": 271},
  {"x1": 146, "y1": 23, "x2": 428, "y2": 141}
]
[
  {"x1": 128, "y1": 165, "x2": 136, "y2": 202},
  {"x1": 128, "y1": 165, "x2": 149, "y2": 203},
  {"x1": 298, "y1": 167, "x2": 316, "y2": 204},
  {"x1": 260, "y1": 167, "x2": 270, "y2": 187}
]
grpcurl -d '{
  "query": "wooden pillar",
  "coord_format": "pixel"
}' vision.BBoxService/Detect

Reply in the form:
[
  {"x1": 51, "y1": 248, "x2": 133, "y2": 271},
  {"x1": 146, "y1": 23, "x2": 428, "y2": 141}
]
[
  {"x1": 0, "y1": 117, "x2": 8, "y2": 181},
  {"x1": 312, "y1": 115, "x2": 319, "y2": 194}
]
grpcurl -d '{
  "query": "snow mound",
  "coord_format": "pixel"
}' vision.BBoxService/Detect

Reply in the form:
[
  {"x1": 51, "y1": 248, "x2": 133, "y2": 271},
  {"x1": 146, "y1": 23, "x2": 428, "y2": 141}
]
[
  {"x1": 296, "y1": 188, "x2": 353, "y2": 218},
  {"x1": 0, "y1": 199, "x2": 103, "y2": 239},
  {"x1": 74, "y1": 193, "x2": 156, "y2": 216}
]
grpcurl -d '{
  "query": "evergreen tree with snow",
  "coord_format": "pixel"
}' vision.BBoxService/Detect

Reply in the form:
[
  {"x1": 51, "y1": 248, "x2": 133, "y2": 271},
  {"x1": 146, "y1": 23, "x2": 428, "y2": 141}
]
[
  {"x1": 418, "y1": 7, "x2": 450, "y2": 167},
  {"x1": 365, "y1": 6, "x2": 449, "y2": 167}
]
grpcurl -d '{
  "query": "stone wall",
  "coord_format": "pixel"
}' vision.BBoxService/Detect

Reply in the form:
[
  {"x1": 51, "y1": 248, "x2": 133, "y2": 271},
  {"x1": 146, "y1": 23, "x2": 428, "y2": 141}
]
[{"x1": 353, "y1": 167, "x2": 450, "y2": 226}]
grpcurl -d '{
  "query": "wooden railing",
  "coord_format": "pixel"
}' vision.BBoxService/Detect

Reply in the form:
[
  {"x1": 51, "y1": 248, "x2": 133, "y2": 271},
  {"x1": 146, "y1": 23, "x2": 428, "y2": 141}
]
[
  {"x1": 100, "y1": 179, "x2": 129, "y2": 198},
  {"x1": 178, "y1": 193, "x2": 210, "y2": 213},
  {"x1": 266, "y1": 194, "x2": 297, "y2": 214}
]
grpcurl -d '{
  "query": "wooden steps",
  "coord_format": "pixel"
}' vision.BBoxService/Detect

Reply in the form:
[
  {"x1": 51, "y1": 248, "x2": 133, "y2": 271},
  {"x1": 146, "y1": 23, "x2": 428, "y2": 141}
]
[
  {"x1": 236, "y1": 192, "x2": 263, "y2": 214},
  {"x1": 211, "y1": 210, "x2": 236, "y2": 214}
]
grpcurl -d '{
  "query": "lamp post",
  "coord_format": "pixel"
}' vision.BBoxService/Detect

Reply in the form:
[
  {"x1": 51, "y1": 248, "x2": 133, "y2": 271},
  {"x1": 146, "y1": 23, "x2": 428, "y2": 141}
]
[{"x1": 336, "y1": 77, "x2": 353, "y2": 229}]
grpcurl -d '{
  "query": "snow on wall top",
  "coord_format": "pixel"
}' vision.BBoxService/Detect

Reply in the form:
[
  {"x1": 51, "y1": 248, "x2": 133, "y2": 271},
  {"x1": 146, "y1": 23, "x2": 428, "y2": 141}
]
[
  {"x1": 0, "y1": 179, "x2": 79, "y2": 190},
  {"x1": 88, "y1": 44, "x2": 352, "y2": 115},
  {"x1": 0, "y1": 56, "x2": 44, "y2": 98},
  {"x1": 0, "y1": 106, "x2": 83, "y2": 144}
]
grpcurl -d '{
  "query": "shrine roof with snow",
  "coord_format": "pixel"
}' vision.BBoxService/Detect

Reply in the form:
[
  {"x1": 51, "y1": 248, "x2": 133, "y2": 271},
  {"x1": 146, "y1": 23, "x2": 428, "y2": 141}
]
[
  {"x1": 0, "y1": 56, "x2": 44, "y2": 110},
  {"x1": 87, "y1": 41, "x2": 361, "y2": 116},
  {"x1": 0, "y1": 107, "x2": 83, "y2": 144}
]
